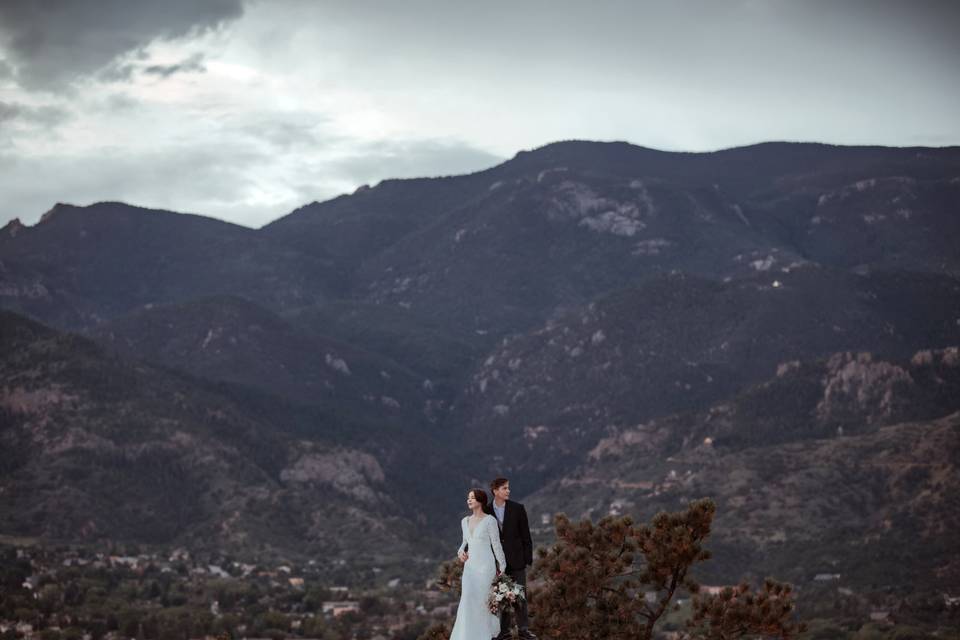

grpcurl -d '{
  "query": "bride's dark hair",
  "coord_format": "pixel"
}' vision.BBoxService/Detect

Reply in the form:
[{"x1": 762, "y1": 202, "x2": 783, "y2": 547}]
[{"x1": 469, "y1": 487, "x2": 494, "y2": 515}]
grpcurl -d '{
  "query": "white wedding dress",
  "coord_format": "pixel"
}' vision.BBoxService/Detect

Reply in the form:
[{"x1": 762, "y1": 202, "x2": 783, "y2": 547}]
[{"x1": 450, "y1": 514, "x2": 506, "y2": 640}]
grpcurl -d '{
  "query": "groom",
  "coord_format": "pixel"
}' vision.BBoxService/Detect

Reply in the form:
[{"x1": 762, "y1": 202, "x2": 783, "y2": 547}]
[{"x1": 490, "y1": 477, "x2": 536, "y2": 640}]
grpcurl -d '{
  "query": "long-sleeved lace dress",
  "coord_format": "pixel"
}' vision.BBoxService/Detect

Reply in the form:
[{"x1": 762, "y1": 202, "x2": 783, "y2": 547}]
[{"x1": 450, "y1": 514, "x2": 506, "y2": 640}]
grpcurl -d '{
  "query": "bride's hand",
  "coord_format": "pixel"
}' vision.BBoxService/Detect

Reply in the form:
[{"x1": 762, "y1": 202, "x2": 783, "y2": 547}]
[{"x1": 458, "y1": 550, "x2": 469, "y2": 563}]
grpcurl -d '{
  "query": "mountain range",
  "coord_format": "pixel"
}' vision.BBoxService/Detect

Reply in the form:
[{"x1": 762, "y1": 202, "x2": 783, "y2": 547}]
[{"x1": 1, "y1": 140, "x2": 958, "y2": 595}]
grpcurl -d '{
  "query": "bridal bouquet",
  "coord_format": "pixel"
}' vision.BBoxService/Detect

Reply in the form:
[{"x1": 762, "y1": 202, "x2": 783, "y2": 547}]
[{"x1": 487, "y1": 573, "x2": 526, "y2": 615}]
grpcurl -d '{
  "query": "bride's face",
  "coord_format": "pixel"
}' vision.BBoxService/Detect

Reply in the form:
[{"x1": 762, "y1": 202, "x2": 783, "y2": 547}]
[{"x1": 466, "y1": 491, "x2": 477, "y2": 510}]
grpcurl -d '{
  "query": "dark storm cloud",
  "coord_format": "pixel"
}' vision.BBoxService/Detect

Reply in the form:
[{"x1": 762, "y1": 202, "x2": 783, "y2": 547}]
[
  {"x1": 143, "y1": 52, "x2": 207, "y2": 79},
  {"x1": 0, "y1": 0, "x2": 243, "y2": 91}
]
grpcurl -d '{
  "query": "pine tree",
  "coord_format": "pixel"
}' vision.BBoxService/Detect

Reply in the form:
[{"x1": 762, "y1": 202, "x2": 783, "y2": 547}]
[
  {"x1": 435, "y1": 558, "x2": 464, "y2": 594},
  {"x1": 686, "y1": 579, "x2": 804, "y2": 639},
  {"x1": 416, "y1": 622, "x2": 451, "y2": 640},
  {"x1": 528, "y1": 498, "x2": 804, "y2": 640}
]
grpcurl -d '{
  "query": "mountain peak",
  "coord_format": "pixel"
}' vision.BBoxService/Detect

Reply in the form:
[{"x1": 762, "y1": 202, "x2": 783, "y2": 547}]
[
  {"x1": 1, "y1": 217, "x2": 25, "y2": 237},
  {"x1": 39, "y1": 202, "x2": 75, "y2": 224}
]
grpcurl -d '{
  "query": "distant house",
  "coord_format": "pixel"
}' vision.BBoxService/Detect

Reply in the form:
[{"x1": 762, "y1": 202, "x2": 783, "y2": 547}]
[
  {"x1": 109, "y1": 555, "x2": 139, "y2": 568},
  {"x1": 288, "y1": 577, "x2": 305, "y2": 589},
  {"x1": 944, "y1": 594, "x2": 960, "y2": 608},
  {"x1": 169, "y1": 548, "x2": 190, "y2": 562},
  {"x1": 699, "y1": 585, "x2": 733, "y2": 595},
  {"x1": 813, "y1": 573, "x2": 841, "y2": 582},
  {"x1": 208, "y1": 565, "x2": 230, "y2": 578},
  {"x1": 322, "y1": 601, "x2": 360, "y2": 617}
]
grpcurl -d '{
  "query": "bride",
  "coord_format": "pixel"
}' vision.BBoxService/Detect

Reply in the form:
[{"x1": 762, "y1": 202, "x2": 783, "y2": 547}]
[{"x1": 450, "y1": 488, "x2": 506, "y2": 640}]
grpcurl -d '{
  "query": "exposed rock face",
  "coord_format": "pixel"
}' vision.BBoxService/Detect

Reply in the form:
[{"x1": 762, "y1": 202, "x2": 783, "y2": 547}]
[
  {"x1": 1, "y1": 218, "x2": 25, "y2": 237},
  {"x1": 912, "y1": 346, "x2": 960, "y2": 368},
  {"x1": 452, "y1": 269, "x2": 960, "y2": 486},
  {"x1": 545, "y1": 180, "x2": 650, "y2": 237},
  {"x1": 817, "y1": 352, "x2": 914, "y2": 424},
  {"x1": 0, "y1": 311, "x2": 447, "y2": 562},
  {"x1": 280, "y1": 447, "x2": 386, "y2": 503},
  {"x1": 527, "y1": 350, "x2": 960, "y2": 591},
  {"x1": 1, "y1": 385, "x2": 78, "y2": 414}
]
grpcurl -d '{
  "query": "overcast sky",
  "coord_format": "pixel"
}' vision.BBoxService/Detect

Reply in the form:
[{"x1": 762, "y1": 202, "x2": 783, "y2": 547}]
[{"x1": 1, "y1": 0, "x2": 957, "y2": 228}]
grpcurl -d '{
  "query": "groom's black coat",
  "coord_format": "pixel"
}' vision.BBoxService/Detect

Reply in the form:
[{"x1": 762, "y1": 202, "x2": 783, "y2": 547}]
[{"x1": 494, "y1": 500, "x2": 533, "y2": 571}]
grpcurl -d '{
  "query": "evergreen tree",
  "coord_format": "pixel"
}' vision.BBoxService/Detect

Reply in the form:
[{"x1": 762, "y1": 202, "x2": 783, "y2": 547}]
[{"x1": 528, "y1": 498, "x2": 804, "y2": 640}]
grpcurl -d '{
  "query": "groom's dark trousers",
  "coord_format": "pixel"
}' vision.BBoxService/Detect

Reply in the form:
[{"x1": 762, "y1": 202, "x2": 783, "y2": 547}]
[{"x1": 494, "y1": 500, "x2": 534, "y2": 639}]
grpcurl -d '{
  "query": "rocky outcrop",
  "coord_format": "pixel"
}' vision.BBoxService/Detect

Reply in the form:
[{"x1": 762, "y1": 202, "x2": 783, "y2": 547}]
[
  {"x1": 280, "y1": 446, "x2": 386, "y2": 503},
  {"x1": 817, "y1": 352, "x2": 914, "y2": 424}
]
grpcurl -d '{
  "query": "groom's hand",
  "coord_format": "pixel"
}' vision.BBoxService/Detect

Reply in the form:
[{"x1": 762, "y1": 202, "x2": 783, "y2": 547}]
[{"x1": 458, "y1": 550, "x2": 468, "y2": 563}]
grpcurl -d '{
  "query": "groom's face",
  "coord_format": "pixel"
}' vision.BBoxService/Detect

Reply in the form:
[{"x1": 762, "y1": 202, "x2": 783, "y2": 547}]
[{"x1": 495, "y1": 482, "x2": 510, "y2": 502}]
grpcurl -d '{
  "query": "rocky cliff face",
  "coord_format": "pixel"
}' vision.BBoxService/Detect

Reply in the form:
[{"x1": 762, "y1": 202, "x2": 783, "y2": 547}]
[
  {"x1": 450, "y1": 270, "x2": 960, "y2": 485},
  {"x1": 528, "y1": 347, "x2": 960, "y2": 588},
  {"x1": 0, "y1": 311, "x2": 448, "y2": 566}
]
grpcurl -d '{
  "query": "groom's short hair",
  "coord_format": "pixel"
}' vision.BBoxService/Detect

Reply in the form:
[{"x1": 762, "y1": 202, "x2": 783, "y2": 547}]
[{"x1": 490, "y1": 477, "x2": 509, "y2": 492}]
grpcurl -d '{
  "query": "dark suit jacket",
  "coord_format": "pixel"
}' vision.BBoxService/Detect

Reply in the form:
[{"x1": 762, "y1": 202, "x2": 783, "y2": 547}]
[{"x1": 493, "y1": 500, "x2": 533, "y2": 571}]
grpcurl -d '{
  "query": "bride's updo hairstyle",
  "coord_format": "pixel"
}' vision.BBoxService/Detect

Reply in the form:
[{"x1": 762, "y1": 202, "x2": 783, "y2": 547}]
[{"x1": 469, "y1": 487, "x2": 493, "y2": 515}]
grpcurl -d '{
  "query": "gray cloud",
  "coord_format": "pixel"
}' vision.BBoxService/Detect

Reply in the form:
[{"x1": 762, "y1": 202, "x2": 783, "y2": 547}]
[
  {"x1": 96, "y1": 63, "x2": 138, "y2": 84},
  {"x1": 0, "y1": 140, "x2": 273, "y2": 226},
  {"x1": 143, "y1": 52, "x2": 206, "y2": 79},
  {"x1": 233, "y1": 113, "x2": 339, "y2": 151},
  {"x1": 0, "y1": 0, "x2": 242, "y2": 91},
  {"x1": 99, "y1": 92, "x2": 140, "y2": 113},
  {"x1": 0, "y1": 100, "x2": 70, "y2": 126},
  {"x1": 332, "y1": 140, "x2": 503, "y2": 186}
]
